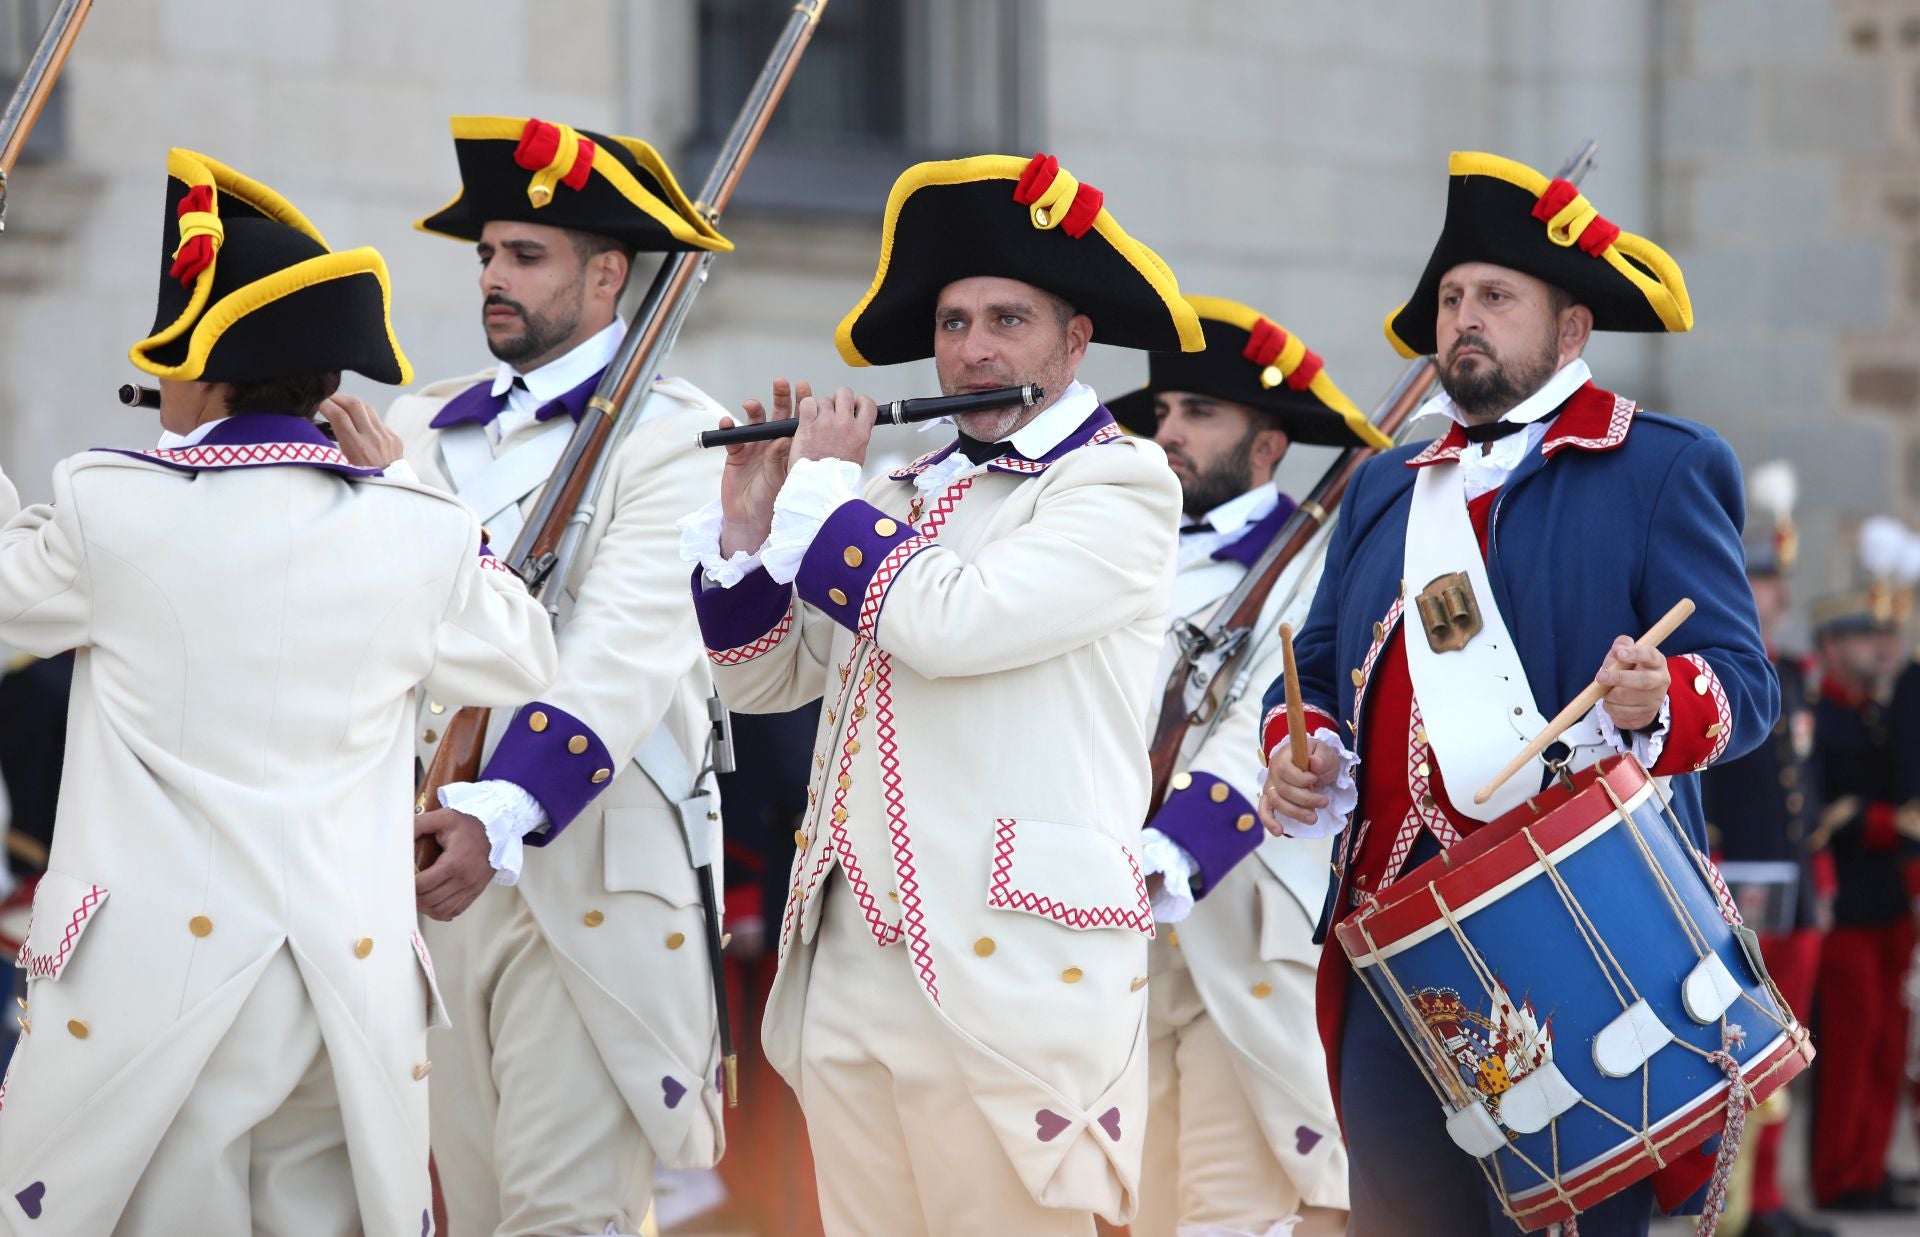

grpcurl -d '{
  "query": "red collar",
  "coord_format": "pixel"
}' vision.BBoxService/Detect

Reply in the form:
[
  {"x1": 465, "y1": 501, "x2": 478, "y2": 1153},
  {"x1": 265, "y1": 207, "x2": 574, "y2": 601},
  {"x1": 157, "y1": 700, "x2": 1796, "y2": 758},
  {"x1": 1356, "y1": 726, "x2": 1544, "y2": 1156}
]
[
  {"x1": 1406, "y1": 382, "x2": 1637, "y2": 468},
  {"x1": 1819, "y1": 673, "x2": 1875, "y2": 713}
]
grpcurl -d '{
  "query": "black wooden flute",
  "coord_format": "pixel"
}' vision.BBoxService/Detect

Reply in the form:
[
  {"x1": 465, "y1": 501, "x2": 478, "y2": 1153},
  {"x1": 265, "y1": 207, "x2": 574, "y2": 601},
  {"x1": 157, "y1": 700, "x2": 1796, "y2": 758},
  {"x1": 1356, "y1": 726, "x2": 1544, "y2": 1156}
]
[{"x1": 695, "y1": 383, "x2": 1043, "y2": 448}]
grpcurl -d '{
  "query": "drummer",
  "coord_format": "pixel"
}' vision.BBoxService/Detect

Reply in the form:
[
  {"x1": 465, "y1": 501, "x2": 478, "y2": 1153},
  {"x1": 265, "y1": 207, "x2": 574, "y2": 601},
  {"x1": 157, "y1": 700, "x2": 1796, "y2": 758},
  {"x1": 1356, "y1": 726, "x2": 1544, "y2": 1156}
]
[{"x1": 1258, "y1": 152, "x2": 1776, "y2": 1234}]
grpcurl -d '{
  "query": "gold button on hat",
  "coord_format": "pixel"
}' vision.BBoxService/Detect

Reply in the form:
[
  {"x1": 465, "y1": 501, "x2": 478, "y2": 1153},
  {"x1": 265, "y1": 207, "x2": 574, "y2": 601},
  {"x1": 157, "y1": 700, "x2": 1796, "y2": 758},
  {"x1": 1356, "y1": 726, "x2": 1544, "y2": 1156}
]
[
  {"x1": 666, "y1": 932, "x2": 687, "y2": 950},
  {"x1": 843, "y1": 546, "x2": 864, "y2": 568},
  {"x1": 828, "y1": 587, "x2": 849, "y2": 606},
  {"x1": 66, "y1": 1019, "x2": 88, "y2": 1039},
  {"x1": 189, "y1": 915, "x2": 214, "y2": 938},
  {"x1": 1209, "y1": 782, "x2": 1230, "y2": 803},
  {"x1": 1236, "y1": 813, "x2": 1255, "y2": 831},
  {"x1": 592, "y1": 768, "x2": 611, "y2": 784},
  {"x1": 354, "y1": 937, "x2": 374, "y2": 959},
  {"x1": 974, "y1": 937, "x2": 996, "y2": 957},
  {"x1": 1251, "y1": 982, "x2": 1273, "y2": 999},
  {"x1": 1170, "y1": 771, "x2": 1193, "y2": 792},
  {"x1": 568, "y1": 735, "x2": 589, "y2": 755},
  {"x1": 528, "y1": 710, "x2": 549, "y2": 733},
  {"x1": 874, "y1": 517, "x2": 899, "y2": 536},
  {"x1": 584, "y1": 909, "x2": 605, "y2": 927},
  {"x1": 1061, "y1": 967, "x2": 1083, "y2": 984}
]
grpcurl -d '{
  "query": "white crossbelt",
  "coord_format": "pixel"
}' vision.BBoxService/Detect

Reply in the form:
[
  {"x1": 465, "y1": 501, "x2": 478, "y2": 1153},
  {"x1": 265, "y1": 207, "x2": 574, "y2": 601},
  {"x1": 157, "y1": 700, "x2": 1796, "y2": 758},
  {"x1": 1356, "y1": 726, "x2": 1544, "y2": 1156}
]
[
  {"x1": 630, "y1": 722, "x2": 720, "y2": 869},
  {"x1": 436, "y1": 418, "x2": 573, "y2": 548}
]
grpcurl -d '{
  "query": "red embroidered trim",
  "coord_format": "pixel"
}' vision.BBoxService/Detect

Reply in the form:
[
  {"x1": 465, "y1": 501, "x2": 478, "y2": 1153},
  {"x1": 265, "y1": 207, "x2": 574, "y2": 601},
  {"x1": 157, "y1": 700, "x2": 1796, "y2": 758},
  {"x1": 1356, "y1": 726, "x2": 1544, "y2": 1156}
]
[
  {"x1": 142, "y1": 442, "x2": 357, "y2": 470},
  {"x1": 16, "y1": 884, "x2": 106, "y2": 980},
  {"x1": 1407, "y1": 430, "x2": 1466, "y2": 467},
  {"x1": 986, "y1": 818, "x2": 1154, "y2": 935},
  {"x1": 708, "y1": 606, "x2": 796, "y2": 666},
  {"x1": 1351, "y1": 597, "x2": 1404, "y2": 736},
  {"x1": 889, "y1": 444, "x2": 952, "y2": 479},
  {"x1": 820, "y1": 671, "x2": 903, "y2": 949},
  {"x1": 1677, "y1": 653, "x2": 1732, "y2": 770},
  {"x1": 1381, "y1": 696, "x2": 1461, "y2": 887},
  {"x1": 857, "y1": 478, "x2": 974, "y2": 637},
  {"x1": 1542, "y1": 395, "x2": 1635, "y2": 457},
  {"x1": 477, "y1": 556, "x2": 519, "y2": 576},
  {"x1": 875, "y1": 651, "x2": 940, "y2": 1000}
]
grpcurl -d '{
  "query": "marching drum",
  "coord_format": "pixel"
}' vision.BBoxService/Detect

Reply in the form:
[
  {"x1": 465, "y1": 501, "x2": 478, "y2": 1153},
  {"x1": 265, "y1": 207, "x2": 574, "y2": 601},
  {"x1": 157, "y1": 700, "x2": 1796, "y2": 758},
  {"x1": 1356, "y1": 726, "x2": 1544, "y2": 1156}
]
[{"x1": 1335, "y1": 755, "x2": 1814, "y2": 1231}]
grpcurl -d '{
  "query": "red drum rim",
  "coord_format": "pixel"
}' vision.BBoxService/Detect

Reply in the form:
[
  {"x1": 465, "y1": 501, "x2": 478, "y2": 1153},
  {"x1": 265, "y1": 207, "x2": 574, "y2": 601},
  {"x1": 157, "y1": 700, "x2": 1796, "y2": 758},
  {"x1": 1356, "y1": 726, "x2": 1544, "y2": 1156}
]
[{"x1": 1335, "y1": 756, "x2": 1655, "y2": 966}]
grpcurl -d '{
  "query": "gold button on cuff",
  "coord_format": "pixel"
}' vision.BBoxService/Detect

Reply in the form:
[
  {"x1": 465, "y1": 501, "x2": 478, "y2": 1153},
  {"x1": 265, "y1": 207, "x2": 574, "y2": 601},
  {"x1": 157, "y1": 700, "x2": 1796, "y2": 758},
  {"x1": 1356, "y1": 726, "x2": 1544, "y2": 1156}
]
[
  {"x1": 792, "y1": 829, "x2": 808, "y2": 848},
  {"x1": 974, "y1": 937, "x2": 996, "y2": 957},
  {"x1": 666, "y1": 932, "x2": 687, "y2": 950},
  {"x1": 423, "y1": 729, "x2": 439, "y2": 744},
  {"x1": 528, "y1": 711, "x2": 549, "y2": 733},
  {"x1": 1251, "y1": 982, "x2": 1274, "y2": 999},
  {"x1": 413, "y1": 1060, "x2": 432, "y2": 1080},
  {"x1": 1061, "y1": 967, "x2": 1084, "y2": 984},
  {"x1": 874, "y1": 517, "x2": 899, "y2": 536},
  {"x1": 592, "y1": 768, "x2": 612, "y2": 784},
  {"x1": 189, "y1": 915, "x2": 214, "y2": 938},
  {"x1": 1694, "y1": 674, "x2": 1710, "y2": 695},
  {"x1": 1351, "y1": 668, "x2": 1366, "y2": 687},
  {"x1": 1236, "y1": 813, "x2": 1256, "y2": 832},
  {"x1": 66, "y1": 1019, "x2": 89, "y2": 1039},
  {"x1": 828, "y1": 587, "x2": 849, "y2": 606},
  {"x1": 584, "y1": 909, "x2": 606, "y2": 927},
  {"x1": 1130, "y1": 976, "x2": 1148, "y2": 992},
  {"x1": 567, "y1": 735, "x2": 589, "y2": 755},
  {"x1": 1171, "y1": 771, "x2": 1193, "y2": 792},
  {"x1": 354, "y1": 937, "x2": 374, "y2": 959},
  {"x1": 1209, "y1": 782, "x2": 1230, "y2": 803},
  {"x1": 843, "y1": 546, "x2": 864, "y2": 568}
]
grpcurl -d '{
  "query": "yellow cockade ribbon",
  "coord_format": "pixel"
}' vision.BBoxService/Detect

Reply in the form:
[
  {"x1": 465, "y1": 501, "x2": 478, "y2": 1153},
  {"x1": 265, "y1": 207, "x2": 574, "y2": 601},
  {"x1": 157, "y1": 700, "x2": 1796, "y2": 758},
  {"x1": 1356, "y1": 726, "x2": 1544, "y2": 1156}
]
[
  {"x1": 172, "y1": 210, "x2": 224, "y2": 259},
  {"x1": 527, "y1": 123, "x2": 583, "y2": 208},
  {"x1": 1542, "y1": 191, "x2": 1602, "y2": 248},
  {"x1": 1027, "y1": 168, "x2": 1080, "y2": 231}
]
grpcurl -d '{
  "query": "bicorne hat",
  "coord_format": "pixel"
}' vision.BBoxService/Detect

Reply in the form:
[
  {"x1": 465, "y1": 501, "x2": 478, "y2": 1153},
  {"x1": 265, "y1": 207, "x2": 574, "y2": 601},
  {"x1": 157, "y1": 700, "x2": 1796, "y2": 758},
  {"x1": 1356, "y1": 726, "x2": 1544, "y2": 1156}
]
[
  {"x1": 1385, "y1": 152, "x2": 1692, "y2": 359},
  {"x1": 834, "y1": 152, "x2": 1204, "y2": 366},
  {"x1": 129, "y1": 148, "x2": 410, "y2": 385}
]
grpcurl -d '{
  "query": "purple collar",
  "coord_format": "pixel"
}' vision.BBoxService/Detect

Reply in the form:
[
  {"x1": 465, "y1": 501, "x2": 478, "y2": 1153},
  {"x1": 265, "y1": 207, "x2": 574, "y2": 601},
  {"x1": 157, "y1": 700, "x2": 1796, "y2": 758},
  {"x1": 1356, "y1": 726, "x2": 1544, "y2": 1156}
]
[
  {"x1": 889, "y1": 405, "x2": 1122, "y2": 480},
  {"x1": 429, "y1": 368, "x2": 605, "y2": 429},
  {"x1": 104, "y1": 413, "x2": 381, "y2": 477},
  {"x1": 1210, "y1": 492, "x2": 1298, "y2": 568}
]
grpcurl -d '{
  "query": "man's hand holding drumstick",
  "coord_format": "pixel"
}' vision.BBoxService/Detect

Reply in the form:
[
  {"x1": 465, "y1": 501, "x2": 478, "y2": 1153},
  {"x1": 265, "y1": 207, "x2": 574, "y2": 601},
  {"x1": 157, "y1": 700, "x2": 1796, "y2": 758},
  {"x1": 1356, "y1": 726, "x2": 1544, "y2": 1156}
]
[{"x1": 1260, "y1": 625, "x2": 1344, "y2": 836}]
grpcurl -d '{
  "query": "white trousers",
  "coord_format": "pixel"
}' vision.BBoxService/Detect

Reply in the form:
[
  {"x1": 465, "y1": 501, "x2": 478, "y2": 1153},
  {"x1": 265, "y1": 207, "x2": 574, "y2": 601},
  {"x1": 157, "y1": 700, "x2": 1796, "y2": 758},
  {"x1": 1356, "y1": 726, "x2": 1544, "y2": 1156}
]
[{"x1": 424, "y1": 883, "x2": 654, "y2": 1237}]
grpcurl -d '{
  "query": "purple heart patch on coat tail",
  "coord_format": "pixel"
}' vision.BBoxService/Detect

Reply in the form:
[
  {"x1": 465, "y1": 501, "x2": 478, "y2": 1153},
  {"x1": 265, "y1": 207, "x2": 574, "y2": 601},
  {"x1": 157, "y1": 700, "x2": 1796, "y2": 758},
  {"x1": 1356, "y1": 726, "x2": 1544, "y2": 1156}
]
[
  {"x1": 1033, "y1": 1109, "x2": 1070, "y2": 1142},
  {"x1": 1097, "y1": 1108, "x2": 1122, "y2": 1141},
  {"x1": 1295, "y1": 1125, "x2": 1323, "y2": 1154},
  {"x1": 15, "y1": 1181, "x2": 43, "y2": 1219},
  {"x1": 421, "y1": 1207, "x2": 432, "y2": 1237},
  {"x1": 662, "y1": 1076, "x2": 687, "y2": 1109}
]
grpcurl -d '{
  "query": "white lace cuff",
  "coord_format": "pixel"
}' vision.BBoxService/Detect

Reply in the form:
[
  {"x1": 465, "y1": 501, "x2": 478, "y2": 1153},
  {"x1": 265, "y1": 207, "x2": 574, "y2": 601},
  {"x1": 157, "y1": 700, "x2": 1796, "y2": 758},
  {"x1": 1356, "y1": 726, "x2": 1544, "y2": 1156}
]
[
  {"x1": 761, "y1": 457, "x2": 863, "y2": 585},
  {"x1": 677, "y1": 497, "x2": 765, "y2": 588},
  {"x1": 1260, "y1": 726, "x2": 1360, "y2": 840},
  {"x1": 1139, "y1": 827, "x2": 1198, "y2": 924},
  {"x1": 1591, "y1": 694, "x2": 1671, "y2": 769},
  {"x1": 438, "y1": 778, "x2": 550, "y2": 886}
]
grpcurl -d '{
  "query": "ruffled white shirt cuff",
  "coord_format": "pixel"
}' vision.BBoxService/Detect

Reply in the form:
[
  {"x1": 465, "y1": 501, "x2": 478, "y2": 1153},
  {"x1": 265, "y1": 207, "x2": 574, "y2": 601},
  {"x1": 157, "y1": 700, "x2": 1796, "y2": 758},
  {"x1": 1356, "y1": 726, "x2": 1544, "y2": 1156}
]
[
  {"x1": 1261, "y1": 726, "x2": 1360, "y2": 839},
  {"x1": 762, "y1": 457, "x2": 863, "y2": 584},
  {"x1": 1139, "y1": 827, "x2": 1198, "y2": 924},
  {"x1": 381, "y1": 458, "x2": 420, "y2": 484},
  {"x1": 439, "y1": 779, "x2": 549, "y2": 886},
  {"x1": 1591, "y1": 694, "x2": 1671, "y2": 768},
  {"x1": 677, "y1": 498, "x2": 765, "y2": 588}
]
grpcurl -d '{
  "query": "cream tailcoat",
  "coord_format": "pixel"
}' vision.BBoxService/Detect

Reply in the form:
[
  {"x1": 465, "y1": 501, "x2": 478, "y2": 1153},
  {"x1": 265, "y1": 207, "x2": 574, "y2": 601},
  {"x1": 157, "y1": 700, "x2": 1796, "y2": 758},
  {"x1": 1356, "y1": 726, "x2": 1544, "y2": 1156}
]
[
  {"x1": 388, "y1": 371, "x2": 729, "y2": 1170},
  {"x1": 0, "y1": 446, "x2": 555, "y2": 1236},
  {"x1": 704, "y1": 420, "x2": 1181, "y2": 1221}
]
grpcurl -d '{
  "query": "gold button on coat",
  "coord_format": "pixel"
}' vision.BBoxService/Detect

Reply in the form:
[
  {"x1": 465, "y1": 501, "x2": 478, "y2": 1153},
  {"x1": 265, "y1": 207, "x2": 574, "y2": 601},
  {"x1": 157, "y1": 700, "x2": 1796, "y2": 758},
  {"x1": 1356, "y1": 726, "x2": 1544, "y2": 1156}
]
[
  {"x1": 843, "y1": 546, "x2": 864, "y2": 568},
  {"x1": 584, "y1": 910, "x2": 605, "y2": 927},
  {"x1": 792, "y1": 829, "x2": 808, "y2": 848},
  {"x1": 528, "y1": 711, "x2": 549, "y2": 733},
  {"x1": 189, "y1": 915, "x2": 214, "y2": 938},
  {"x1": 66, "y1": 1019, "x2": 88, "y2": 1039},
  {"x1": 1351, "y1": 668, "x2": 1366, "y2": 687},
  {"x1": 1209, "y1": 783, "x2": 1230, "y2": 803},
  {"x1": 1130, "y1": 976, "x2": 1148, "y2": 992},
  {"x1": 592, "y1": 768, "x2": 612, "y2": 784},
  {"x1": 1694, "y1": 674, "x2": 1710, "y2": 695},
  {"x1": 1374, "y1": 621, "x2": 1386, "y2": 642},
  {"x1": 828, "y1": 587, "x2": 849, "y2": 606},
  {"x1": 429, "y1": 701, "x2": 446, "y2": 714},
  {"x1": 568, "y1": 735, "x2": 589, "y2": 755},
  {"x1": 974, "y1": 937, "x2": 996, "y2": 957},
  {"x1": 413, "y1": 1061, "x2": 432, "y2": 1080},
  {"x1": 666, "y1": 933, "x2": 687, "y2": 950},
  {"x1": 1061, "y1": 967, "x2": 1083, "y2": 984},
  {"x1": 874, "y1": 517, "x2": 899, "y2": 536},
  {"x1": 354, "y1": 937, "x2": 374, "y2": 959},
  {"x1": 1251, "y1": 982, "x2": 1273, "y2": 999}
]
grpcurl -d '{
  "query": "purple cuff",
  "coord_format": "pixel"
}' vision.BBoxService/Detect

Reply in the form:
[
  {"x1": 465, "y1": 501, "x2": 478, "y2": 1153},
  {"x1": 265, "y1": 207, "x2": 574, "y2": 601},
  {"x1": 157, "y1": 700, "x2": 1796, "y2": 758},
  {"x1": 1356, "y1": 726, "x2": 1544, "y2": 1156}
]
[
  {"x1": 481, "y1": 701, "x2": 616, "y2": 844},
  {"x1": 794, "y1": 499, "x2": 925, "y2": 637},
  {"x1": 690, "y1": 564, "x2": 794, "y2": 656},
  {"x1": 1149, "y1": 770, "x2": 1262, "y2": 899}
]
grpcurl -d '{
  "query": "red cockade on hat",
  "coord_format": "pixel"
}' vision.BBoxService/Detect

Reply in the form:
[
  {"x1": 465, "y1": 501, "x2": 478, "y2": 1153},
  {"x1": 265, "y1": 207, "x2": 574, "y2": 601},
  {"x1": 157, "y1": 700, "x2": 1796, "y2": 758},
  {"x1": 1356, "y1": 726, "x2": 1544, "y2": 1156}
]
[
  {"x1": 169, "y1": 185, "x2": 221, "y2": 288},
  {"x1": 514, "y1": 118, "x2": 596, "y2": 193},
  {"x1": 1531, "y1": 178, "x2": 1620, "y2": 257},
  {"x1": 1242, "y1": 317, "x2": 1324, "y2": 391},
  {"x1": 1012, "y1": 152, "x2": 1104, "y2": 238}
]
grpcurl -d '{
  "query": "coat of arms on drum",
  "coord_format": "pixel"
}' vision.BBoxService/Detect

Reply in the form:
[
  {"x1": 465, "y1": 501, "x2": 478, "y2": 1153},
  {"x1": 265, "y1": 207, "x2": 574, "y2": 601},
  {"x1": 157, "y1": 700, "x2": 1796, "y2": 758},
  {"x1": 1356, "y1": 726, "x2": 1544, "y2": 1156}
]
[{"x1": 1413, "y1": 982, "x2": 1554, "y2": 1117}]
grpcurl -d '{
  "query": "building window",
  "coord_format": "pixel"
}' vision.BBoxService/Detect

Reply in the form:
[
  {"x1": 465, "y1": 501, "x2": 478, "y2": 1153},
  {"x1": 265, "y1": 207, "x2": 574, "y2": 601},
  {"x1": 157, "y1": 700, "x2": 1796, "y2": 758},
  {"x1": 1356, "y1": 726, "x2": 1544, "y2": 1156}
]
[
  {"x1": 689, "y1": 0, "x2": 1041, "y2": 216},
  {"x1": 0, "y1": 0, "x2": 69, "y2": 162}
]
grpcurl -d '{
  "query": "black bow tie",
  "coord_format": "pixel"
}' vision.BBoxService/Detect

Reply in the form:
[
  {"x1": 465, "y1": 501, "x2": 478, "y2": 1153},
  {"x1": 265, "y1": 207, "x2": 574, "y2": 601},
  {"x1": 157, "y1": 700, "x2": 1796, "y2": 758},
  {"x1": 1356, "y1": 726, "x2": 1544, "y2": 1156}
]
[
  {"x1": 955, "y1": 433, "x2": 1014, "y2": 465},
  {"x1": 1460, "y1": 406, "x2": 1563, "y2": 445},
  {"x1": 1180, "y1": 521, "x2": 1216, "y2": 536},
  {"x1": 509, "y1": 375, "x2": 529, "y2": 391}
]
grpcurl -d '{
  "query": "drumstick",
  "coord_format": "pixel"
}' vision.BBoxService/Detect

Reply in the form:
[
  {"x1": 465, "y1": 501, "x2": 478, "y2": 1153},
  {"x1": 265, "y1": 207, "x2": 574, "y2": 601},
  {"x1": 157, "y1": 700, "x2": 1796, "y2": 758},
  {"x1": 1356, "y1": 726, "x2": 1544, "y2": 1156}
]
[
  {"x1": 1280, "y1": 624, "x2": 1309, "y2": 771},
  {"x1": 1472, "y1": 597, "x2": 1696, "y2": 805}
]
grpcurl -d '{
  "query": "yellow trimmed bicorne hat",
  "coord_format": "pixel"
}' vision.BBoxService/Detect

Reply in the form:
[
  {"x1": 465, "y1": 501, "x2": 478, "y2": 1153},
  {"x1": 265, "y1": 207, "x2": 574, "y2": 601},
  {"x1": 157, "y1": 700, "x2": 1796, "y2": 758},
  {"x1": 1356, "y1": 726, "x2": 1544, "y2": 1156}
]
[
  {"x1": 834, "y1": 152, "x2": 1205, "y2": 366},
  {"x1": 1385, "y1": 151, "x2": 1693, "y2": 359},
  {"x1": 417, "y1": 115, "x2": 730, "y2": 253},
  {"x1": 130, "y1": 149, "x2": 410, "y2": 384},
  {"x1": 1110, "y1": 295, "x2": 1388, "y2": 449}
]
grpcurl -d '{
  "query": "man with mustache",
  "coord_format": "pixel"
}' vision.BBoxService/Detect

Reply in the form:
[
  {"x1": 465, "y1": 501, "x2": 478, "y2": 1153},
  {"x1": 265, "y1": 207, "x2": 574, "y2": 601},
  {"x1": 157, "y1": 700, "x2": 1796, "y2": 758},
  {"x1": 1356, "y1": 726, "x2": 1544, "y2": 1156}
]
[
  {"x1": 683, "y1": 152, "x2": 1200, "y2": 1234},
  {"x1": 332, "y1": 116, "x2": 735, "y2": 1237},
  {"x1": 1109, "y1": 297, "x2": 1387, "y2": 1237},
  {"x1": 1259, "y1": 152, "x2": 1775, "y2": 1235}
]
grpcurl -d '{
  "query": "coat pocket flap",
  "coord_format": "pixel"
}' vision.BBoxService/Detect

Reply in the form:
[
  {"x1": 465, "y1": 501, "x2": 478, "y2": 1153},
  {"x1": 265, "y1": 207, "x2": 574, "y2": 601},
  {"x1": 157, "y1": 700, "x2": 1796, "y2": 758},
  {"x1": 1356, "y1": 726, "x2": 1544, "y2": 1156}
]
[
  {"x1": 604, "y1": 807, "x2": 702, "y2": 908},
  {"x1": 411, "y1": 929, "x2": 452, "y2": 1030},
  {"x1": 17, "y1": 871, "x2": 108, "y2": 982},
  {"x1": 987, "y1": 818, "x2": 1153, "y2": 936}
]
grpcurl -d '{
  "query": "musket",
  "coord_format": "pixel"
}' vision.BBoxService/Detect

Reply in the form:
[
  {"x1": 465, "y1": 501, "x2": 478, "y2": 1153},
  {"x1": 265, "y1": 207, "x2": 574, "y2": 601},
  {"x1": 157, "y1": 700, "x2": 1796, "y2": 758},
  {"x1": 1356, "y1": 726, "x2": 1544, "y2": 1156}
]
[
  {"x1": 417, "y1": 0, "x2": 831, "y2": 1107},
  {"x1": 0, "y1": 0, "x2": 92, "y2": 232},
  {"x1": 1145, "y1": 138, "x2": 1600, "y2": 810}
]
